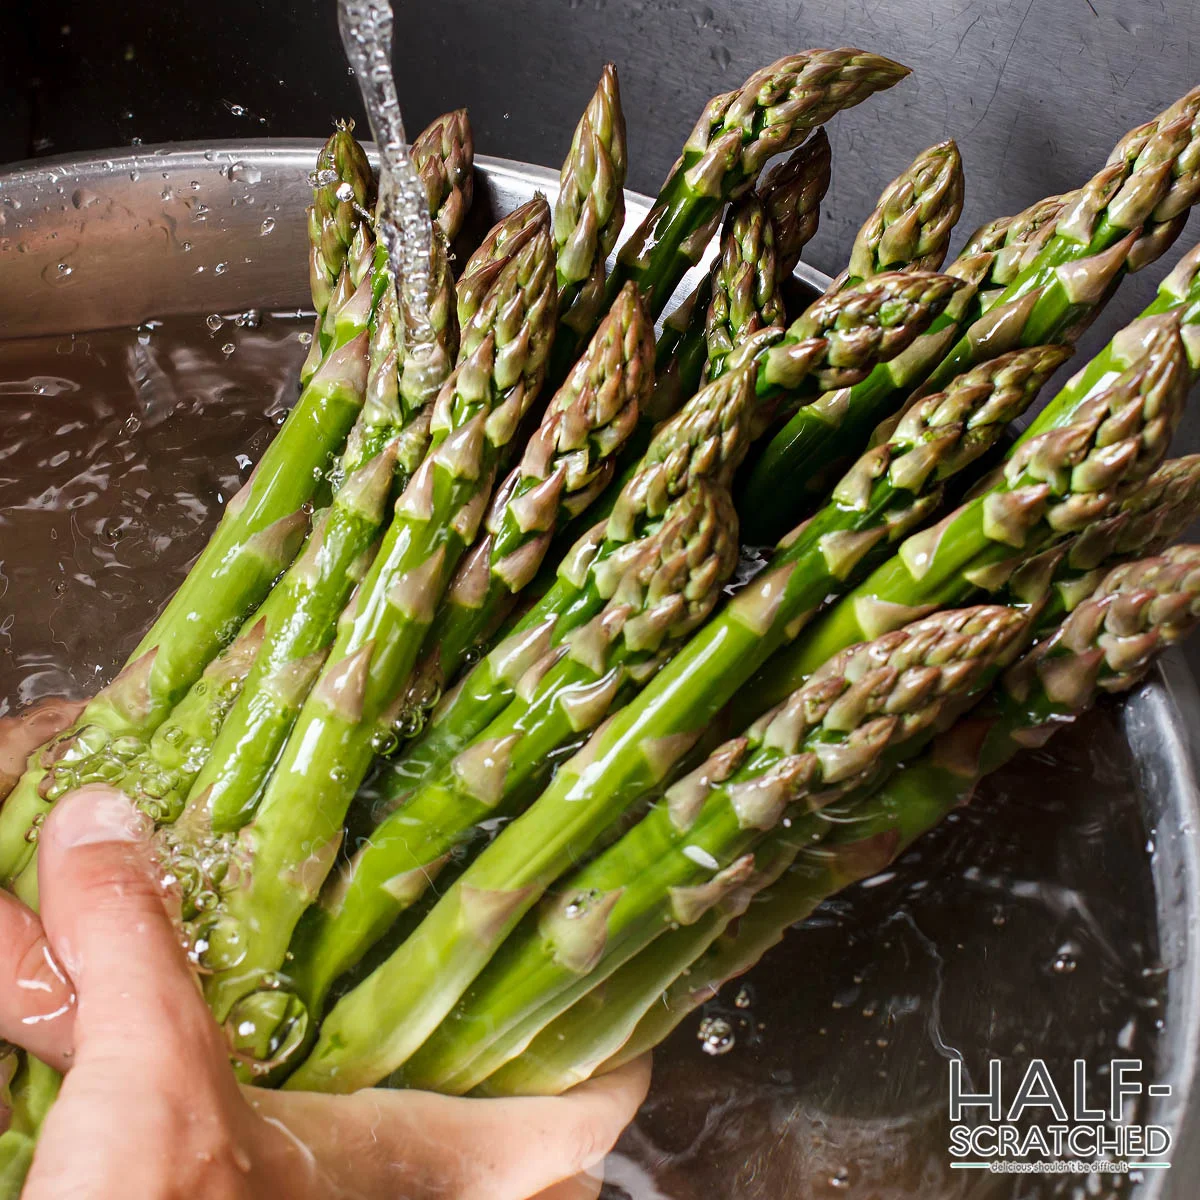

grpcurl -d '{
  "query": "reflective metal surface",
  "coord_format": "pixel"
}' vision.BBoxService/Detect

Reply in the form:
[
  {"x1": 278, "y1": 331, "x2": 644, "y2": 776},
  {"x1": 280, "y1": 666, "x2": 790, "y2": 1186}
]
[{"x1": 0, "y1": 146, "x2": 1196, "y2": 1197}]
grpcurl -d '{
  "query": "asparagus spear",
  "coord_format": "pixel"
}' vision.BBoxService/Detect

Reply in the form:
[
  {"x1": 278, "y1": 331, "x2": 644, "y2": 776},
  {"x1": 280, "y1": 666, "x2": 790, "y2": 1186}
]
[
  {"x1": 836, "y1": 139, "x2": 964, "y2": 285},
  {"x1": 553, "y1": 64, "x2": 628, "y2": 345},
  {"x1": 299, "y1": 603, "x2": 1026, "y2": 1093},
  {"x1": 409, "y1": 282, "x2": 654, "y2": 707},
  {"x1": 758, "y1": 130, "x2": 832, "y2": 276},
  {"x1": 370, "y1": 273, "x2": 964, "y2": 817},
  {"x1": 308, "y1": 122, "x2": 376, "y2": 329},
  {"x1": 195, "y1": 211, "x2": 558, "y2": 1047},
  {"x1": 289, "y1": 478, "x2": 739, "y2": 1026},
  {"x1": 412, "y1": 107, "x2": 475, "y2": 242},
  {"x1": 579, "y1": 544, "x2": 1200, "y2": 1080},
  {"x1": 747, "y1": 309, "x2": 1194, "y2": 712},
  {"x1": 282, "y1": 342, "x2": 1051, "y2": 1093},
  {"x1": 606, "y1": 50, "x2": 911, "y2": 316}
]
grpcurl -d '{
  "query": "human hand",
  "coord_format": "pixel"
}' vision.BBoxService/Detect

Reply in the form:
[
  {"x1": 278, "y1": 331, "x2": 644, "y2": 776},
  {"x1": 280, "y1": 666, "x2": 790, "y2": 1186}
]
[{"x1": 0, "y1": 786, "x2": 649, "y2": 1199}]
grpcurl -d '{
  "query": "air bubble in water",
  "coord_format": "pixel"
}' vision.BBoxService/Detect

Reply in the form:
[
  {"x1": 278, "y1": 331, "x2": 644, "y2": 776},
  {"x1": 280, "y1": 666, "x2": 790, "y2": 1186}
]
[{"x1": 698, "y1": 1015, "x2": 735, "y2": 1056}]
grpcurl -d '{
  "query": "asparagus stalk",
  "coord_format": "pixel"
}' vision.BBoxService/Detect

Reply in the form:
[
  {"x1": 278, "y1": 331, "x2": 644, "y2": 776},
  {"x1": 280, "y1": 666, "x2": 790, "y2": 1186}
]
[
  {"x1": 308, "y1": 122, "x2": 376, "y2": 329},
  {"x1": 195, "y1": 210, "x2": 558, "y2": 1053},
  {"x1": 583, "y1": 544, "x2": 1200, "y2": 1079},
  {"x1": 747, "y1": 308, "x2": 1194, "y2": 713},
  {"x1": 412, "y1": 108, "x2": 475, "y2": 243},
  {"x1": 370, "y1": 273, "x2": 964, "y2": 818},
  {"x1": 835, "y1": 139, "x2": 964, "y2": 285},
  {"x1": 553, "y1": 64, "x2": 628, "y2": 345},
  {"x1": 283, "y1": 342, "x2": 1051, "y2": 1094},
  {"x1": 409, "y1": 282, "x2": 654, "y2": 707},
  {"x1": 759, "y1": 129, "x2": 832, "y2": 276},
  {"x1": 606, "y1": 50, "x2": 911, "y2": 316},
  {"x1": 288, "y1": 478, "x2": 740, "y2": 1027},
  {"x1": 299, "y1": 603, "x2": 1026, "y2": 1093}
]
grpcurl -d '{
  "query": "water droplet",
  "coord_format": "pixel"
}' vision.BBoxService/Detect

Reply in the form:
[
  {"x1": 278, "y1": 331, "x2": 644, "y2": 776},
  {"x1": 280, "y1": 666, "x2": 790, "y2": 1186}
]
[
  {"x1": 229, "y1": 162, "x2": 262, "y2": 185},
  {"x1": 206, "y1": 314, "x2": 224, "y2": 331},
  {"x1": 260, "y1": 217, "x2": 276, "y2": 235},
  {"x1": 214, "y1": 261, "x2": 228, "y2": 275},
  {"x1": 829, "y1": 1167, "x2": 851, "y2": 1190},
  {"x1": 221, "y1": 343, "x2": 236, "y2": 357},
  {"x1": 298, "y1": 330, "x2": 312, "y2": 346},
  {"x1": 129, "y1": 170, "x2": 141, "y2": 182},
  {"x1": 181, "y1": 241, "x2": 192, "y2": 252},
  {"x1": 697, "y1": 1015, "x2": 735, "y2": 1056},
  {"x1": 71, "y1": 187, "x2": 99, "y2": 210},
  {"x1": 710, "y1": 45, "x2": 732, "y2": 71},
  {"x1": 734, "y1": 985, "x2": 753, "y2": 1009}
]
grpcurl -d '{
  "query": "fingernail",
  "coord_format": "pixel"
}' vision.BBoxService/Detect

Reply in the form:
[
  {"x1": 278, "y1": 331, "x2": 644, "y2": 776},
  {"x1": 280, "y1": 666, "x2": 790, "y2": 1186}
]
[{"x1": 49, "y1": 786, "x2": 150, "y2": 850}]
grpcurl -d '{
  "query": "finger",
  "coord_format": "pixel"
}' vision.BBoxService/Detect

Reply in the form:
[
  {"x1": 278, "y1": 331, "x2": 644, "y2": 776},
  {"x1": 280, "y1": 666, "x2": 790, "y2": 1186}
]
[
  {"x1": 251, "y1": 1055, "x2": 652, "y2": 1200},
  {"x1": 37, "y1": 786, "x2": 226, "y2": 1065},
  {"x1": 0, "y1": 890, "x2": 74, "y2": 1069}
]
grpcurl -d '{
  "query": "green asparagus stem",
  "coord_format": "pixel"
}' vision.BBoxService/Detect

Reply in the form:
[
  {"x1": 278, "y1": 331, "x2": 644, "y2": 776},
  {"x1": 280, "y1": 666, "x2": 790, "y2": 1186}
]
[
  {"x1": 606, "y1": 50, "x2": 911, "y2": 317},
  {"x1": 412, "y1": 108, "x2": 475, "y2": 243},
  {"x1": 288, "y1": 478, "x2": 739, "y2": 1028},
  {"x1": 589, "y1": 544, "x2": 1200, "y2": 1075},
  {"x1": 399, "y1": 604, "x2": 1030, "y2": 1095},
  {"x1": 553, "y1": 64, "x2": 628, "y2": 345},
  {"x1": 411, "y1": 282, "x2": 654, "y2": 704},
  {"x1": 370, "y1": 273, "x2": 963, "y2": 820},
  {"x1": 197, "y1": 211, "x2": 559, "y2": 1066},
  {"x1": 308, "y1": 122, "x2": 376, "y2": 329},
  {"x1": 746, "y1": 308, "x2": 1194, "y2": 713},
  {"x1": 759, "y1": 129, "x2": 832, "y2": 277}
]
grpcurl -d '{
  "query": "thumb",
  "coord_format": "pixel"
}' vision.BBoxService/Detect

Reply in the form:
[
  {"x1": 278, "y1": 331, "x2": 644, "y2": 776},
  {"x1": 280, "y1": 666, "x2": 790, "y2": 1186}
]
[{"x1": 37, "y1": 786, "x2": 224, "y2": 1064}]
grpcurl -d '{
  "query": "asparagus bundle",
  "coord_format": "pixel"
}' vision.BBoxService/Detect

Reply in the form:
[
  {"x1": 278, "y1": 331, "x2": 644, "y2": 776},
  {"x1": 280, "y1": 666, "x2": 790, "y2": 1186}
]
[
  {"x1": 197, "y1": 204, "x2": 559, "y2": 1052},
  {"x1": 741, "y1": 86, "x2": 1200, "y2": 543},
  {"x1": 606, "y1": 50, "x2": 911, "y2": 315},
  {"x1": 393, "y1": 605, "x2": 1031, "y2": 1096},
  {"x1": 282, "y1": 339, "x2": 1059, "y2": 1090},
  {"x1": 1, "y1": 118, "x2": 478, "y2": 898},
  {"x1": 365, "y1": 271, "x2": 963, "y2": 825}
]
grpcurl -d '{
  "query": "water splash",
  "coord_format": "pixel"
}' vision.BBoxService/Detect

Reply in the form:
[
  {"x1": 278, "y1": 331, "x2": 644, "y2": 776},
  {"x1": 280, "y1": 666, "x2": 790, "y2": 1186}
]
[{"x1": 337, "y1": 0, "x2": 437, "y2": 372}]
